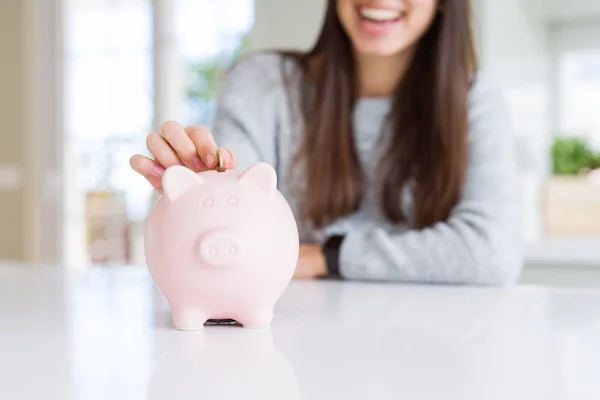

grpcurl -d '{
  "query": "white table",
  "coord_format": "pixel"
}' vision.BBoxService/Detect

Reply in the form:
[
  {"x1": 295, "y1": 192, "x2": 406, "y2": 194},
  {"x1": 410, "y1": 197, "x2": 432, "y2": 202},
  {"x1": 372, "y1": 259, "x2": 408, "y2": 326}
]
[{"x1": 1, "y1": 265, "x2": 600, "y2": 400}]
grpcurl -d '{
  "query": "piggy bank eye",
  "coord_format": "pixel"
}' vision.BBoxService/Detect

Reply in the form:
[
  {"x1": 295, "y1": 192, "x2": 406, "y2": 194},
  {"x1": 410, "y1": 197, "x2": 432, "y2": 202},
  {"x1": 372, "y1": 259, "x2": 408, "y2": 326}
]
[
  {"x1": 227, "y1": 197, "x2": 238, "y2": 206},
  {"x1": 202, "y1": 198, "x2": 214, "y2": 207}
]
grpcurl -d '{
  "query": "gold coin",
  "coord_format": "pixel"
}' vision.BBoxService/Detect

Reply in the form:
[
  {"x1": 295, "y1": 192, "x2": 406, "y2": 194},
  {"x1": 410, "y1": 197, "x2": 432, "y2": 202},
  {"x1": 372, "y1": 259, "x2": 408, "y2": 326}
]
[{"x1": 216, "y1": 148, "x2": 225, "y2": 172}]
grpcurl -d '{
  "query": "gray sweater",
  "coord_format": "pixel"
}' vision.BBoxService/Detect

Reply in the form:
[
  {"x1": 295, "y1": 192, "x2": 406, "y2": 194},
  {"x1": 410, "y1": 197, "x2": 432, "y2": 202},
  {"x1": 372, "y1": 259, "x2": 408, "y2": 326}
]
[{"x1": 211, "y1": 53, "x2": 523, "y2": 285}]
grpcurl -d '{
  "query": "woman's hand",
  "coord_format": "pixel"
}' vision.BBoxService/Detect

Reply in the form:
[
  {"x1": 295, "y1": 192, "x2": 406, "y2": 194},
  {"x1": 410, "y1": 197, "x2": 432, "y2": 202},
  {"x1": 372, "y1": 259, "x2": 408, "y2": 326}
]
[
  {"x1": 130, "y1": 121, "x2": 237, "y2": 193},
  {"x1": 294, "y1": 244, "x2": 328, "y2": 279}
]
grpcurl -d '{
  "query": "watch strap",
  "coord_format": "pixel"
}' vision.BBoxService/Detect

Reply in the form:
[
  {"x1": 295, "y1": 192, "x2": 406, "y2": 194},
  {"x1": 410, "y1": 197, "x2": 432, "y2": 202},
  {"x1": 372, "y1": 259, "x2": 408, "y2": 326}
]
[{"x1": 322, "y1": 235, "x2": 345, "y2": 277}]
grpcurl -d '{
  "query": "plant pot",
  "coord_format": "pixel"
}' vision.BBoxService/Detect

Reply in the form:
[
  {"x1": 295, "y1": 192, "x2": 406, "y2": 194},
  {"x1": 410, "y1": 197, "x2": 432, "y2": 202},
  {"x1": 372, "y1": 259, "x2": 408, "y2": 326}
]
[{"x1": 543, "y1": 176, "x2": 600, "y2": 237}]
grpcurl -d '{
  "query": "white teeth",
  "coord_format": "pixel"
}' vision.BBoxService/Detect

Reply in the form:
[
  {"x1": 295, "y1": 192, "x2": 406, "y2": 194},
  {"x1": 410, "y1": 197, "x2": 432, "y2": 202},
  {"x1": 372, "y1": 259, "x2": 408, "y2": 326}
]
[{"x1": 359, "y1": 7, "x2": 401, "y2": 21}]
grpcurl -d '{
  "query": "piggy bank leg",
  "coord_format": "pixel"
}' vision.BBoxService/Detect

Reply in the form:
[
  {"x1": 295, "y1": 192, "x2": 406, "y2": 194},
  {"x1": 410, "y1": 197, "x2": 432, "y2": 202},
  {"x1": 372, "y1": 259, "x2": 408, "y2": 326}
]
[
  {"x1": 236, "y1": 308, "x2": 274, "y2": 329},
  {"x1": 171, "y1": 306, "x2": 207, "y2": 331}
]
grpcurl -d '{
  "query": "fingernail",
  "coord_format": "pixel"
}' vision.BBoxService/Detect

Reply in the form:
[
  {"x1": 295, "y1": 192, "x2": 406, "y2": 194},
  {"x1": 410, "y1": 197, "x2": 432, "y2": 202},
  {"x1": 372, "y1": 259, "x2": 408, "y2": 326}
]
[
  {"x1": 205, "y1": 153, "x2": 215, "y2": 167},
  {"x1": 192, "y1": 156, "x2": 202, "y2": 170},
  {"x1": 222, "y1": 149, "x2": 231, "y2": 166},
  {"x1": 152, "y1": 165, "x2": 165, "y2": 177}
]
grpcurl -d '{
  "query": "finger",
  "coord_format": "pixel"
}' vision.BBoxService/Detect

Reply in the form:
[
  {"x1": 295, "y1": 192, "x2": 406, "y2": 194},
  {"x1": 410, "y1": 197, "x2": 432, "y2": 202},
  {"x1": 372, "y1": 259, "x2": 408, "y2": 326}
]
[
  {"x1": 146, "y1": 133, "x2": 183, "y2": 168},
  {"x1": 221, "y1": 148, "x2": 238, "y2": 169},
  {"x1": 161, "y1": 121, "x2": 201, "y2": 171},
  {"x1": 185, "y1": 125, "x2": 218, "y2": 169},
  {"x1": 146, "y1": 175, "x2": 164, "y2": 194},
  {"x1": 130, "y1": 154, "x2": 165, "y2": 192},
  {"x1": 130, "y1": 154, "x2": 165, "y2": 178}
]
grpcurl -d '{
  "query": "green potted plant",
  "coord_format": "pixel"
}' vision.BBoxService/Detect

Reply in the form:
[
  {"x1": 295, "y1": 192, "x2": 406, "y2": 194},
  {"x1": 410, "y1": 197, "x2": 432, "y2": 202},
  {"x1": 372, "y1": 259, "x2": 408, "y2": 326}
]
[{"x1": 551, "y1": 137, "x2": 600, "y2": 176}]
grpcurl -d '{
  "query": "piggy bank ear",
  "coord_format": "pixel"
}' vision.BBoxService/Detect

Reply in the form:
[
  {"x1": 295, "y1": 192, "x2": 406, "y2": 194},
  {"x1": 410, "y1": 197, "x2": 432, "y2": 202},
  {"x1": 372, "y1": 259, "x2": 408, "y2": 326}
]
[
  {"x1": 162, "y1": 165, "x2": 205, "y2": 202},
  {"x1": 237, "y1": 162, "x2": 277, "y2": 196}
]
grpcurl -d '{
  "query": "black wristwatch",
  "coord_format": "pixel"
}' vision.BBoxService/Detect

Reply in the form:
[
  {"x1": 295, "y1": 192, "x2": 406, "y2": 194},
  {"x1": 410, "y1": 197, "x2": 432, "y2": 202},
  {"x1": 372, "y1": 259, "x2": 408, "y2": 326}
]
[{"x1": 322, "y1": 235, "x2": 345, "y2": 277}]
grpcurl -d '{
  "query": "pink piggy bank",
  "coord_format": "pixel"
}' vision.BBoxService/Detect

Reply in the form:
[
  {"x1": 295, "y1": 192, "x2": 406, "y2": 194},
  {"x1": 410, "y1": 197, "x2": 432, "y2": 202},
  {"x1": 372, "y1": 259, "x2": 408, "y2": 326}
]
[{"x1": 145, "y1": 162, "x2": 299, "y2": 330}]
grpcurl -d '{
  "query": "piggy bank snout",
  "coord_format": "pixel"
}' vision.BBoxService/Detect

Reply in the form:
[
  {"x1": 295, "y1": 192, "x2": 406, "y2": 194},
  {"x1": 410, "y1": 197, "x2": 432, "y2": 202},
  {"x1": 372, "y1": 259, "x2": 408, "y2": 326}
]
[{"x1": 199, "y1": 230, "x2": 245, "y2": 267}]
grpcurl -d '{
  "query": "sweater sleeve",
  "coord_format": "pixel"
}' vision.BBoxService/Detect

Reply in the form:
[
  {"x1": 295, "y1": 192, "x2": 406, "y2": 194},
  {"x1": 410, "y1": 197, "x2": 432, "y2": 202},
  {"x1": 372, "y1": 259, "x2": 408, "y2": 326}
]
[
  {"x1": 338, "y1": 76, "x2": 524, "y2": 285},
  {"x1": 210, "y1": 53, "x2": 282, "y2": 170}
]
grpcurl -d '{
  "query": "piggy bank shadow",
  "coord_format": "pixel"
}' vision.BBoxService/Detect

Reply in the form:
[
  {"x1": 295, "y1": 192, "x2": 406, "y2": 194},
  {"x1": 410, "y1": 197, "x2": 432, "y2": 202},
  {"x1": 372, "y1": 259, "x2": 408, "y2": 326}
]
[
  {"x1": 146, "y1": 328, "x2": 299, "y2": 400},
  {"x1": 151, "y1": 287, "x2": 245, "y2": 329}
]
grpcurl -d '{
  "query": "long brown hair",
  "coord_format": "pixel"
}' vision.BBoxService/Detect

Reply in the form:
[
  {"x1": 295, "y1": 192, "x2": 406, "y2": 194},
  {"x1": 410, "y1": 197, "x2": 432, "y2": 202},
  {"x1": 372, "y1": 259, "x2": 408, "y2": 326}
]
[{"x1": 283, "y1": 0, "x2": 477, "y2": 230}]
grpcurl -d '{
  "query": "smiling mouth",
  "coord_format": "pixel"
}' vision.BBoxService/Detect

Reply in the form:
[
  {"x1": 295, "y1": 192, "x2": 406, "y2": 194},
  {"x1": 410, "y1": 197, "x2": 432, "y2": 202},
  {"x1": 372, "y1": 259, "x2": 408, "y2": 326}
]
[{"x1": 357, "y1": 6, "x2": 405, "y2": 23}]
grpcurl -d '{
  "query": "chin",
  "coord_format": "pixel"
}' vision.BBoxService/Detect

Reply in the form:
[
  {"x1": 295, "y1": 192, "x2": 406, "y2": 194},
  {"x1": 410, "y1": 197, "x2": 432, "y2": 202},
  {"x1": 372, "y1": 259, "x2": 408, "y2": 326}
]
[{"x1": 353, "y1": 39, "x2": 409, "y2": 57}]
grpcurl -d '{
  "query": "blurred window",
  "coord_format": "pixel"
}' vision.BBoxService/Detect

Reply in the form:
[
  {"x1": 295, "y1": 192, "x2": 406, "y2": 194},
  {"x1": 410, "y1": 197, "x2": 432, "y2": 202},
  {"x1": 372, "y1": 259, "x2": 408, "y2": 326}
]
[
  {"x1": 64, "y1": 0, "x2": 253, "y2": 265},
  {"x1": 558, "y1": 49, "x2": 600, "y2": 148},
  {"x1": 174, "y1": 0, "x2": 254, "y2": 126},
  {"x1": 65, "y1": 0, "x2": 154, "y2": 220}
]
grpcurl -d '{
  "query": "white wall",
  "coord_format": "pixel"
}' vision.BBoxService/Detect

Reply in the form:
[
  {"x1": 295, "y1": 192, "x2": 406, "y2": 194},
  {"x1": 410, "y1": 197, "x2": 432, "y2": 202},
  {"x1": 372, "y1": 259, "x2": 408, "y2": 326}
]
[
  {"x1": 0, "y1": 0, "x2": 29, "y2": 261},
  {"x1": 550, "y1": 22, "x2": 600, "y2": 52},
  {"x1": 0, "y1": 0, "x2": 65, "y2": 263},
  {"x1": 476, "y1": 0, "x2": 551, "y2": 242},
  {"x1": 248, "y1": 0, "x2": 325, "y2": 51},
  {"x1": 524, "y1": 0, "x2": 600, "y2": 24}
]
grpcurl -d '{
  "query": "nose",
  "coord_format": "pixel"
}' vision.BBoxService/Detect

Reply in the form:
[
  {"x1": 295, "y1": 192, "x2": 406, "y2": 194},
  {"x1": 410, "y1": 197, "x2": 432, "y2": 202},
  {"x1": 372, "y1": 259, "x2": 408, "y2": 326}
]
[{"x1": 199, "y1": 230, "x2": 244, "y2": 266}]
